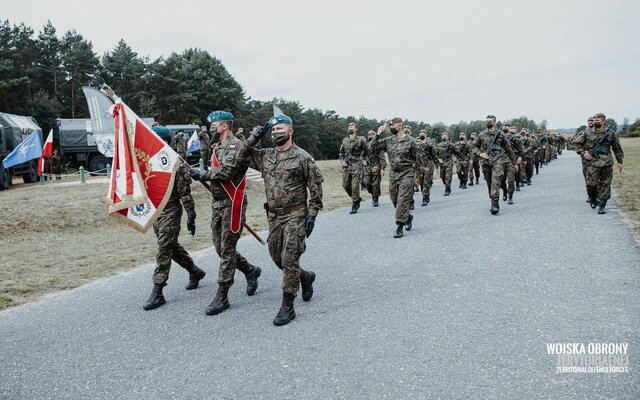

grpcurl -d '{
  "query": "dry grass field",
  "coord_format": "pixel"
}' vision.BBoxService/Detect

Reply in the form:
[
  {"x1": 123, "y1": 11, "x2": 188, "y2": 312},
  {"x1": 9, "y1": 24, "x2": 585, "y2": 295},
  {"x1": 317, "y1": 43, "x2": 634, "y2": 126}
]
[
  {"x1": 612, "y1": 137, "x2": 640, "y2": 240},
  {"x1": 0, "y1": 160, "x2": 388, "y2": 309}
]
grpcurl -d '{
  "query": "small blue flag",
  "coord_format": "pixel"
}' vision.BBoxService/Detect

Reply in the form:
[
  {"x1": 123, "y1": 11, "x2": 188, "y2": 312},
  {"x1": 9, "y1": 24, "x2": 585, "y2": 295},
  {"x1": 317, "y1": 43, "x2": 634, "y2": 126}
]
[
  {"x1": 187, "y1": 130, "x2": 201, "y2": 155},
  {"x1": 2, "y1": 130, "x2": 43, "y2": 169}
]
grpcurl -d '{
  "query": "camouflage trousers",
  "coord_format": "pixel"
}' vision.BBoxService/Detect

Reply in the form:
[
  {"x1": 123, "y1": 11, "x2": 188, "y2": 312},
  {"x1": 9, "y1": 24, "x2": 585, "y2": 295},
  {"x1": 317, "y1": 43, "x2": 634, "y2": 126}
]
[
  {"x1": 481, "y1": 162, "x2": 506, "y2": 201},
  {"x1": 342, "y1": 162, "x2": 363, "y2": 202},
  {"x1": 524, "y1": 157, "x2": 534, "y2": 181},
  {"x1": 211, "y1": 199, "x2": 251, "y2": 287},
  {"x1": 440, "y1": 161, "x2": 453, "y2": 190},
  {"x1": 152, "y1": 215, "x2": 196, "y2": 285},
  {"x1": 501, "y1": 161, "x2": 515, "y2": 193},
  {"x1": 390, "y1": 173, "x2": 414, "y2": 225},
  {"x1": 456, "y1": 160, "x2": 468, "y2": 185},
  {"x1": 586, "y1": 165, "x2": 613, "y2": 200},
  {"x1": 470, "y1": 160, "x2": 480, "y2": 182},
  {"x1": 200, "y1": 149, "x2": 211, "y2": 169},
  {"x1": 267, "y1": 209, "x2": 309, "y2": 295},
  {"x1": 369, "y1": 166, "x2": 383, "y2": 197},
  {"x1": 420, "y1": 163, "x2": 434, "y2": 196}
]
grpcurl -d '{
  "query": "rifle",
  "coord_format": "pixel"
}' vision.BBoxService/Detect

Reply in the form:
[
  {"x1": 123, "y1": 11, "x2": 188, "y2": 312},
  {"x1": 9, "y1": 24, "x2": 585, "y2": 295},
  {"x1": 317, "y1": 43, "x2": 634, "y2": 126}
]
[
  {"x1": 482, "y1": 130, "x2": 500, "y2": 165},
  {"x1": 585, "y1": 128, "x2": 612, "y2": 163},
  {"x1": 343, "y1": 139, "x2": 359, "y2": 168}
]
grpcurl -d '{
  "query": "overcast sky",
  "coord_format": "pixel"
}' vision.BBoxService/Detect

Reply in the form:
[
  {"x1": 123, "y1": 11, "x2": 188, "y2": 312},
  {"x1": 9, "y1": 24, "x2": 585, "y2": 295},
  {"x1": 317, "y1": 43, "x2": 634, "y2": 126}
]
[{"x1": 5, "y1": 0, "x2": 640, "y2": 128}]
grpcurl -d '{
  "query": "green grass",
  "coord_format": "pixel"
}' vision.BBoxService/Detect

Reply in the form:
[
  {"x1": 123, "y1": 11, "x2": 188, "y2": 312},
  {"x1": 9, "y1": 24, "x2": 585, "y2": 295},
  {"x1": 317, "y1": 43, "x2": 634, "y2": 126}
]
[{"x1": 612, "y1": 138, "x2": 640, "y2": 241}]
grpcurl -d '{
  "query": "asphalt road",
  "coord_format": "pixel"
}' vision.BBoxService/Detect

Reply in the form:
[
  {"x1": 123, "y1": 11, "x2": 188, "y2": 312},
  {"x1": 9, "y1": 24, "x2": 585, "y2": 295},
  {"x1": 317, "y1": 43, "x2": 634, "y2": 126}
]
[{"x1": 1, "y1": 152, "x2": 638, "y2": 399}]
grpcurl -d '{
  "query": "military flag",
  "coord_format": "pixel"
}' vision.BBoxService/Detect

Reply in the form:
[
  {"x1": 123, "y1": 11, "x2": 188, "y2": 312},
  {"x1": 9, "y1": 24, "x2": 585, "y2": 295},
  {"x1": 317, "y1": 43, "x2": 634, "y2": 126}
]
[
  {"x1": 187, "y1": 130, "x2": 200, "y2": 154},
  {"x1": 37, "y1": 129, "x2": 53, "y2": 176}
]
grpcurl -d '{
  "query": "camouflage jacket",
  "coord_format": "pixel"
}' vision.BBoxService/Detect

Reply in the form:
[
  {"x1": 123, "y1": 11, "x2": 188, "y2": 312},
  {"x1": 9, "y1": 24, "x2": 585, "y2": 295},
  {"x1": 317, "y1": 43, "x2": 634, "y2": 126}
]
[
  {"x1": 572, "y1": 128, "x2": 623, "y2": 168},
  {"x1": 504, "y1": 132, "x2": 524, "y2": 159},
  {"x1": 198, "y1": 130, "x2": 211, "y2": 153},
  {"x1": 453, "y1": 140, "x2": 470, "y2": 162},
  {"x1": 366, "y1": 138, "x2": 387, "y2": 170},
  {"x1": 436, "y1": 141, "x2": 461, "y2": 166},
  {"x1": 237, "y1": 136, "x2": 324, "y2": 217},
  {"x1": 200, "y1": 135, "x2": 248, "y2": 203},
  {"x1": 339, "y1": 134, "x2": 369, "y2": 165},
  {"x1": 156, "y1": 164, "x2": 196, "y2": 226},
  {"x1": 369, "y1": 134, "x2": 422, "y2": 179},
  {"x1": 416, "y1": 138, "x2": 438, "y2": 165},
  {"x1": 520, "y1": 136, "x2": 538, "y2": 159},
  {"x1": 175, "y1": 135, "x2": 187, "y2": 155},
  {"x1": 473, "y1": 129, "x2": 517, "y2": 165}
]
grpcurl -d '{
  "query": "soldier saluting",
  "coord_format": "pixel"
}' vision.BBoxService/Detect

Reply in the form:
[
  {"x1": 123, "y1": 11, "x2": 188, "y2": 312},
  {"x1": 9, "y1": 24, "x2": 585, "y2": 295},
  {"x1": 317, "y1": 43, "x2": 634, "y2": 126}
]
[
  {"x1": 370, "y1": 117, "x2": 423, "y2": 238},
  {"x1": 473, "y1": 115, "x2": 516, "y2": 215},
  {"x1": 238, "y1": 113, "x2": 324, "y2": 326}
]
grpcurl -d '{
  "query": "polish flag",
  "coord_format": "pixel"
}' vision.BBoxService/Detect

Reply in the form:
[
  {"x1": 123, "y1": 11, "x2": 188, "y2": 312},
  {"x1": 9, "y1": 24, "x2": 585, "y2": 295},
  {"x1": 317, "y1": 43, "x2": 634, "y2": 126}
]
[{"x1": 37, "y1": 129, "x2": 53, "y2": 176}]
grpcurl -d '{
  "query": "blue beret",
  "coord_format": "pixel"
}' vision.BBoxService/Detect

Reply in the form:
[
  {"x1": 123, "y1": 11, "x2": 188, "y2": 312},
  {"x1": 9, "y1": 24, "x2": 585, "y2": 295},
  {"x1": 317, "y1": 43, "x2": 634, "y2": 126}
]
[
  {"x1": 269, "y1": 114, "x2": 293, "y2": 126},
  {"x1": 207, "y1": 110, "x2": 234, "y2": 123}
]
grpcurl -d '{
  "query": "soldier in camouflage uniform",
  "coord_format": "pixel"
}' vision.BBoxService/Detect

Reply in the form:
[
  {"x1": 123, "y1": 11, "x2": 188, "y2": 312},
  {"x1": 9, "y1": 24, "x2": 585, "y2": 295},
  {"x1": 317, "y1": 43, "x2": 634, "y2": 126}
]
[
  {"x1": 198, "y1": 126, "x2": 211, "y2": 169},
  {"x1": 520, "y1": 129, "x2": 536, "y2": 186},
  {"x1": 365, "y1": 130, "x2": 387, "y2": 207},
  {"x1": 501, "y1": 123, "x2": 524, "y2": 204},
  {"x1": 535, "y1": 129, "x2": 545, "y2": 173},
  {"x1": 143, "y1": 164, "x2": 206, "y2": 311},
  {"x1": 435, "y1": 133, "x2": 462, "y2": 196},
  {"x1": 416, "y1": 130, "x2": 437, "y2": 206},
  {"x1": 468, "y1": 132, "x2": 481, "y2": 186},
  {"x1": 371, "y1": 117, "x2": 423, "y2": 238},
  {"x1": 174, "y1": 131, "x2": 187, "y2": 159},
  {"x1": 188, "y1": 111, "x2": 262, "y2": 316},
  {"x1": 237, "y1": 114, "x2": 323, "y2": 326},
  {"x1": 454, "y1": 133, "x2": 471, "y2": 190},
  {"x1": 235, "y1": 127, "x2": 245, "y2": 141},
  {"x1": 578, "y1": 117, "x2": 595, "y2": 202},
  {"x1": 339, "y1": 122, "x2": 369, "y2": 214},
  {"x1": 572, "y1": 112, "x2": 624, "y2": 214},
  {"x1": 472, "y1": 115, "x2": 517, "y2": 215}
]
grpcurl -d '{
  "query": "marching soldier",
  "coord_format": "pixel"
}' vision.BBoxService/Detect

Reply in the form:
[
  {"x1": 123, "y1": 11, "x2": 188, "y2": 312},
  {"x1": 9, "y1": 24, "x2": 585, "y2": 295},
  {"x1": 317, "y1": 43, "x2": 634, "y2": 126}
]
[
  {"x1": 339, "y1": 122, "x2": 369, "y2": 214},
  {"x1": 366, "y1": 130, "x2": 387, "y2": 207},
  {"x1": 454, "y1": 133, "x2": 471, "y2": 190},
  {"x1": 416, "y1": 130, "x2": 437, "y2": 206},
  {"x1": 238, "y1": 113, "x2": 323, "y2": 326},
  {"x1": 468, "y1": 132, "x2": 481, "y2": 186},
  {"x1": 501, "y1": 123, "x2": 523, "y2": 204},
  {"x1": 572, "y1": 113, "x2": 624, "y2": 214},
  {"x1": 520, "y1": 129, "x2": 536, "y2": 186},
  {"x1": 435, "y1": 133, "x2": 461, "y2": 196},
  {"x1": 188, "y1": 111, "x2": 262, "y2": 316},
  {"x1": 473, "y1": 115, "x2": 516, "y2": 215},
  {"x1": 578, "y1": 117, "x2": 595, "y2": 202},
  {"x1": 370, "y1": 117, "x2": 423, "y2": 238},
  {"x1": 143, "y1": 164, "x2": 206, "y2": 310}
]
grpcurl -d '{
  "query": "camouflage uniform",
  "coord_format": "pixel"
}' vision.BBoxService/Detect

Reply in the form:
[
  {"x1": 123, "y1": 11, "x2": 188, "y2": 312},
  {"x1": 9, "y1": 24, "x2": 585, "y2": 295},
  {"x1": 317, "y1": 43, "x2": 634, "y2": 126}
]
[
  {"x1": 572, "y1": 127, "x2": 624, "y2": 204},
  {"x1": 502, "y1": 130, "x2": 523, "y2": 199},
  {"x1": 200, "y1": 135, "x2": 255, "y2": 287},
  {"x1": 152, "y1": 165, "x2": 198, "y2": 284},
  {"x1": 436, "y1": 141, "x2": 461, "y2": 194},
  {"x1": 174, "y1": 133, "x2": 187, "y2": 159},
  {"x1": 370, "y1": 134, "x2": 422, "y2": 225},
  {"x1": 198, "y1": 129, "x2": 211, "y2": 169},
  {"x1": 468, "y1": 135, "x2": 481, "y2": 185},
  {"x1": 454, "y1": 138, "x2": 470, "y2": 188},
  {"x1": 473, "y1": 128, "x2": 516, "y2": 211},
  {"x1": 237, "y1": 135, "x2": 324, "y2": 295},
  {"x1": 365, "y1": 136, "x2": 387, "y2": 202},
  {"x1": 520, "y1": 133, "x2": 537, "y2": 184},
  {"x1": 339, "y1": 134, "x2": 368, "y2": 204},
  {"x1": 416, "y1": 136, "x2": 437, "y2": 200}
]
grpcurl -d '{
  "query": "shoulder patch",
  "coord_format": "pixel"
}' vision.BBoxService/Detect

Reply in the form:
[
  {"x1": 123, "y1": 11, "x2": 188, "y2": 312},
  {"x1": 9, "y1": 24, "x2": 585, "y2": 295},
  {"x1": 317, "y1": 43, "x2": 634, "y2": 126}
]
[{"x1": 229, "y1": 144, "x2": 236, "y2": 150}]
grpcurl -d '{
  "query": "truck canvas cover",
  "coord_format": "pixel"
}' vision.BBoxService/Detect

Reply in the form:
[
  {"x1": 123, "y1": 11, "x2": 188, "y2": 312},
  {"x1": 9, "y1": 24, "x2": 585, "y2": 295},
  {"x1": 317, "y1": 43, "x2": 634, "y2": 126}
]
[{"x1": 0, "y1": 112, "x2": 42, "y2": 151}]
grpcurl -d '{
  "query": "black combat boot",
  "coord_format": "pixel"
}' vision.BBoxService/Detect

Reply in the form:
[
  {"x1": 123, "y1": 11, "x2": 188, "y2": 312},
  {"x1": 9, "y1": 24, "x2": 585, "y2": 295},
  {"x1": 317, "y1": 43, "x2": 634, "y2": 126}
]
[
  {"x1": 527, "y1": 179, "x2": 532, "y2": 186},
  {"x1": 205, "y1": 284, "x2": 230, "y2": 315},
  {"x1": 502, "y1": 189, "x2": 508, "y2": 202},
  {"x1": 349, "y1": 202, "x2": 357, "y2": 214},
  {"x1": 273, "y1": 292, "x2": 296, "y2": 326},
  {"x1": 469, "y1": 180, "x2": 474, "y2": 186},
  {"x1": 185, "y1": 266, "x2": 206, "y2": 290},
  {"x1": 405, "y1": 214, "x2": 413, "y2": 231},
  {"x1": 394, "y1": 224, "x2": 404, "y2": 238},
  {"x1": 585, "y1": 197, "x2": 591, "y2": 203},
  {"x1": 355, "y1": 199, "x2": 361, "y2": 210},
  {"x1": 589, "y1": 196, "x2": 598, "y2": 209},
  {"x1": 490, "y1": 199, "x2": 500, "y2": 215},
  {"x1": 476, "y1": 178, "x2": 479, "y2": 185},
  {"x1": 373, "y1": 197, "x2": 379, "y2": 207},
  {"x1": 143, "y1": 283, "x2": 166, "y2": 310},
  {"x1": 421, "y1": 195, "x2": 428, "y2": 206},
  {"x1": 409, "y1": 199, "x2": 415, "y2": 210},
  {"x1": 462, "y1": 181, "x2": 467, "y2": 189},
  {"x1": 507, "y1": 192, "x2": 514, "y2": 205},
  {"x1": 515, "y1": 183, "x2": 520, "y2": 191},
  {"x1": 597, "y1": 199, "x2": 607, "y2": 215},
  {"x1": 244, "y1": 265, "x2": 262, "y2": 296},
  {"x1": 300, "y1": 270, "x2": 316, "y2": 302},
  {"x1": 444, "y1": 187, "x2": 451, "y2": 196}
]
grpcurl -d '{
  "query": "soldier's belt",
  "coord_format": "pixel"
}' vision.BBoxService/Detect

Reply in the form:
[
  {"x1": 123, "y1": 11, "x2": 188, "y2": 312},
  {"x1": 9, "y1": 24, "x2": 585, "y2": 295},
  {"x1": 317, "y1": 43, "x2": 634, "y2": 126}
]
[{"x1": 266, "y1": 202, "x2": 307, "y2": 216}]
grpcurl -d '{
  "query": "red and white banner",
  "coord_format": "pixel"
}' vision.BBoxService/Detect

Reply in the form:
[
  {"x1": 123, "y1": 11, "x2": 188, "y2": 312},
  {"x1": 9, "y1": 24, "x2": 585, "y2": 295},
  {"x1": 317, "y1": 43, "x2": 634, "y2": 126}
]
[
  {"x1": 37, "y1": 129, "x2": 53, "y2": 176},
  {"x1": 212, "y1": 151, "x2": 246, "y2": 233},
  {"x1": 107, "y1": 100, "x2": 179, "y2": 233}
]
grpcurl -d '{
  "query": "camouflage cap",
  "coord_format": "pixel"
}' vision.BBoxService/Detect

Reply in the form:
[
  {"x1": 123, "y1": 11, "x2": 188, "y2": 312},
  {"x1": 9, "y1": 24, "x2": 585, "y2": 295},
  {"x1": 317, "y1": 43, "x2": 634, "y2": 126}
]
[
  {"x1": 594, "y1": 112, "x2": 606, "y2": 119},
  {"x1": 207, "y1": 110, "x2": 234, "y2": 123},
  {"x1": 270, "y1": 114, "x2": 293, "y2": 126},
  {"x1": 403, "y1": 125, "x2": 413, "y2": 131}
]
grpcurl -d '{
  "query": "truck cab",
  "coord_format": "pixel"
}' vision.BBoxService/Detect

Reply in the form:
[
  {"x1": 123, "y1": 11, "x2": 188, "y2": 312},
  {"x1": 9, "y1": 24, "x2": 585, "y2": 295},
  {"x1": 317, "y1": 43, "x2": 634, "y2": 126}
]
[{"x1": 0, "y1": 112, "x2": 43, "y2": 190}]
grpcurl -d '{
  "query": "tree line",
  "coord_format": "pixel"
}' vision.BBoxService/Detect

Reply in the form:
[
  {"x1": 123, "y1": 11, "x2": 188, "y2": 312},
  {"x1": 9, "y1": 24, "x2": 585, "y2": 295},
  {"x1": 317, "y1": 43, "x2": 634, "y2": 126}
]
[{"x1": 3, "y1": 19, "x2": 555, "y2": 160}]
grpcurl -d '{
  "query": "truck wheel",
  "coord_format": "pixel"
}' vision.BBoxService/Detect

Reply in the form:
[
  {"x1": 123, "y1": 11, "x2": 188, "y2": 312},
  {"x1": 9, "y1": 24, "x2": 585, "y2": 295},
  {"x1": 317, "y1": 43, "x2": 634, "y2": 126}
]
[
  {"x1": 22, "y1": 160, "x2": 38, "y2": 183},
  {"x1": 88, "y1": 155, "x2": 111, "y2": 176},
  {"x1": 0, "y1": 165, "x2": 10, "y2": 190}
]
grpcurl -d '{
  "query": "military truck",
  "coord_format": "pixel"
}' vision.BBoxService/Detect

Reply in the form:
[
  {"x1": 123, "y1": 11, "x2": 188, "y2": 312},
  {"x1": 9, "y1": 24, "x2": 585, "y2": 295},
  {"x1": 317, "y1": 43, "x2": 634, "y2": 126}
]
[
  {"x1": 0, "y1": 112, "x2": 43, "y2": 190},
  {"x1": 57, "y1": 117, "x2": 156, "y2": 173}
]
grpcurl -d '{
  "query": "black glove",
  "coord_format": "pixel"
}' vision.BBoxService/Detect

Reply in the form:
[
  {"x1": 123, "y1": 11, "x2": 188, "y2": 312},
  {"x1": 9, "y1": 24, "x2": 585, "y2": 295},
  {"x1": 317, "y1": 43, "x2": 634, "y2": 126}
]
[
  {"x1": 304, "y1": 215, "x2": 315, "y2": 238},
  {"x1": 188, "y1": 168, "x2": 201, "y2": 180},
  {"x1": 251, "y1": 121, "x2": 272, "y2": 140},
  {"x1": 187, "y1": 217, "x2": 196, "y2": 236}
]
